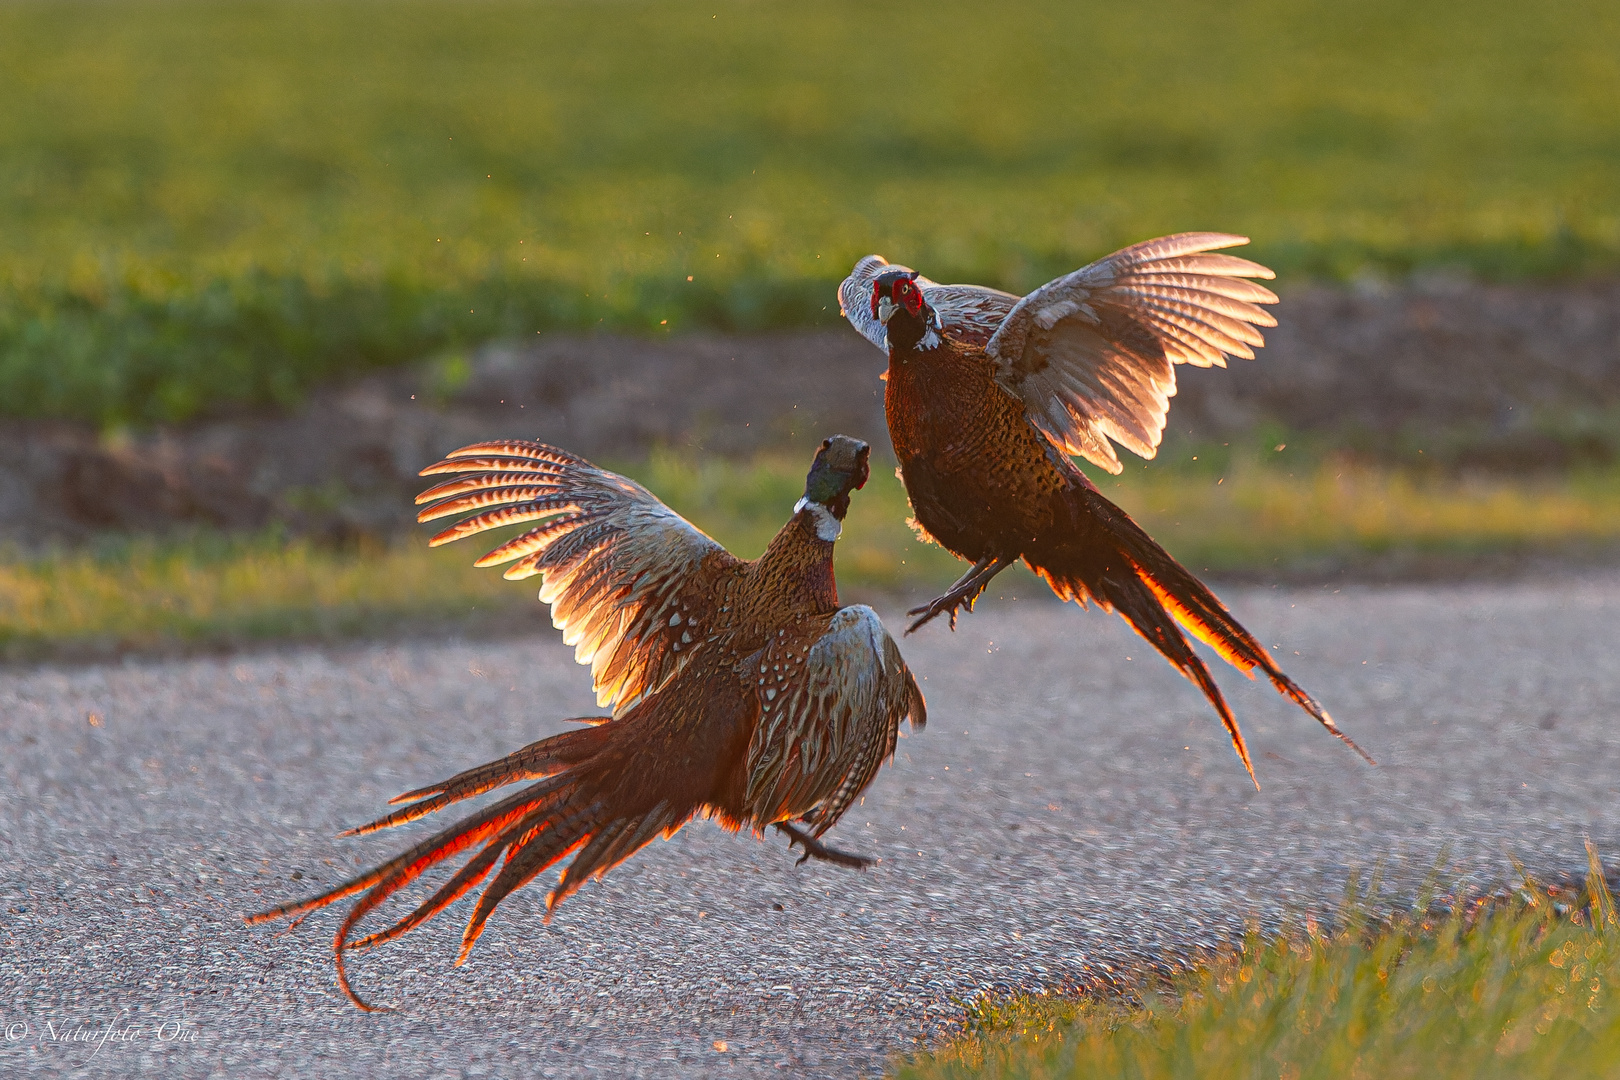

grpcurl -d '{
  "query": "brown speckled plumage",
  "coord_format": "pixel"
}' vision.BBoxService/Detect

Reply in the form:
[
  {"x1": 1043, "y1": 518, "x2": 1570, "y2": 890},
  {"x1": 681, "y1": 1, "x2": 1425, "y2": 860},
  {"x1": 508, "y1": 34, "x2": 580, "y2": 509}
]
[
  {"x1": 247, "y1": 437, "x2": 924, "y2": 1010},
  {"x1": 842, "y1": 236, "x2": 1371, "y2": 783}
]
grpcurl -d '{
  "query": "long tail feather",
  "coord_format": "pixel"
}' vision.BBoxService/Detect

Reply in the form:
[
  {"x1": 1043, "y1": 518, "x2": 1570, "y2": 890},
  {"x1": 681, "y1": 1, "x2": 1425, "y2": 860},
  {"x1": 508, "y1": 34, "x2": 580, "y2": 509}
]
[
  {"x1": 347, "y1": 834, "x2": 507, "y2": 952},
  {"x1": 244, "y1": 777, "x2": 564, "y2": 928},
  {"x1": 452, "y1": 801, "x2": 607, "y2": 962},
  {"x1": 1036, "y1": 555, "x2": 1257, "y2": 787},
  {"x1": 554, "y1": 805, "x2": 673, "y2": 904},
  {"x1": 346, "y1": 724, "x2": 613, "y2": 836},
  {"x1": 1094, "y1": 492, "x2": 1374, "y2": 765},
  {"x1": 244, "y1": 721, "x2": 696, "y2": 1010},
  {"x1": 348, "y1": 797, "x2": 590, "y2": 956},
  {"x1": 1029, "y1": 481, "x2": 1373, "y2": 779},
  {"x1": 246, "y1": 776, "x2": 565, "y2": 1009}
]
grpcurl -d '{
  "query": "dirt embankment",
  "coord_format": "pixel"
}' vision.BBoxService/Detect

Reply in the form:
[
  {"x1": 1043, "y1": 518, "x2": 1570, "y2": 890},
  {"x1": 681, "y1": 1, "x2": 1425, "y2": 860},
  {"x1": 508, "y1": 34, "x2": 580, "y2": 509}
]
[{"x1": 2, "y1": 278, "x2": 1617, "y2": 549}]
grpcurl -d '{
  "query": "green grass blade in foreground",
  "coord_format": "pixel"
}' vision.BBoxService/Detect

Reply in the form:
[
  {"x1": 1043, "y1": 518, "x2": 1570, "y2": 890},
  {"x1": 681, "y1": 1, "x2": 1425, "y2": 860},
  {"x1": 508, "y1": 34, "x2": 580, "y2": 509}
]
[
  {"x1": 0, "y1": 0, "x2": 1616, "y2": 423},
  {"x1": 893, "y1": 853, "x2": 1620, "y2": 1080}
]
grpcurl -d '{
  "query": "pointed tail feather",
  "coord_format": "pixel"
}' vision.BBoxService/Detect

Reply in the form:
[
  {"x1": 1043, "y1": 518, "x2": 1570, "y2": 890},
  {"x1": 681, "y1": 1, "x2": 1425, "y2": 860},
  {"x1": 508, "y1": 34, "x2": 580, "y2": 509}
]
[
  {"x1": 244, "y1": 774, "x2": 572, "y2": 1009},
  {"x1": 244, "y1": 725, "x2": 686, "y2": 1010},
  {"x1": 453, "y1": 800, "x2": 610, "y2": 963},
  {"x1": 1121, "y1": 554, "x2": 1373, "y2": 764},
  {"x1": 1028, "y1": 482, "x2": 1372, "y2": 777},
  {"x1": 1034, "y1": 556, "x2": 1257, "y2": 787},
  {"x1": 344, "y1": 724, "x2": 614, "y2": 836},
  {"x1": 356, "y1": 797, "x2": 602, "y2": 961},
  {"x1": 551, "y1": 805, "x2": 675, "y2": 907}
]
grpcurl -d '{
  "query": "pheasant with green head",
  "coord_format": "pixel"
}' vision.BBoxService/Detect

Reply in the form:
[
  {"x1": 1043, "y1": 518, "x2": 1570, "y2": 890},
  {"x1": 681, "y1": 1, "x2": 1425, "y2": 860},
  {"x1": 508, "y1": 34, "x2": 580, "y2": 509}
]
[{"x1": 247, "y1": 435, "x2": 925, "y2": 1010}]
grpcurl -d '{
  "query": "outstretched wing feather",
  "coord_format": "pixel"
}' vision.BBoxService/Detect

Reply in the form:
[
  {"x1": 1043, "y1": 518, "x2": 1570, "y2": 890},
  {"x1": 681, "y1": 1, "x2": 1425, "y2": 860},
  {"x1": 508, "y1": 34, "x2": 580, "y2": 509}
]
[
  {"x1": 1119, "y1": 273, "x2": 1280, "y2": 304},
  {"x1": 419, "y1": 488, "x2": 576, "y2": 525},
  {"x1": 1114, "y1": 285, "x2": 1278, "y2": 327},
  {"x1": 984, "y1": 233, "x2": 1280, "y2": 473},
  {"x1": 415, "y1": 440, "x2": 740, "y2": 713}
]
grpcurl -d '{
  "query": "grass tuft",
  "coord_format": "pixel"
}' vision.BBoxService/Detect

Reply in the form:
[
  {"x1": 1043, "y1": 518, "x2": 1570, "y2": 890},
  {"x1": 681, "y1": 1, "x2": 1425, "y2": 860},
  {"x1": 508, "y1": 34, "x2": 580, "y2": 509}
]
[{"x1": 894, "y1": 851, "x2": 1620, "y2": 1080}]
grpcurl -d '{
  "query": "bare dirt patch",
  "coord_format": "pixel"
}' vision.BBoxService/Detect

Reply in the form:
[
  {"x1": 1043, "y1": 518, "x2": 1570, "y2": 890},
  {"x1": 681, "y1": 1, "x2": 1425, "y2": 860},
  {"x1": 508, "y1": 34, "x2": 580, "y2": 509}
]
[{"x1": 2, "y1": 279, "x2": 1616, "y2": 548}]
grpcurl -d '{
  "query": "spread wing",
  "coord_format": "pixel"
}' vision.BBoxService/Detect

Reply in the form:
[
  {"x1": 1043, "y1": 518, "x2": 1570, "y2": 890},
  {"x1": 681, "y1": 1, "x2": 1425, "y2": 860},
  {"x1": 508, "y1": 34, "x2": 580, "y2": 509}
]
[
  {"x1": 984, "y1": 233, "x2": 1279, "y2": 474},
  {"x1": 839, "y1": 255, "x2": 1017, "y2": 352},
  {"x1": 416, "y1": 440, "x2": 741, "y2": 714},
  {"x1": 743, "y1": 606, "x2": 926, "y2": 834}
]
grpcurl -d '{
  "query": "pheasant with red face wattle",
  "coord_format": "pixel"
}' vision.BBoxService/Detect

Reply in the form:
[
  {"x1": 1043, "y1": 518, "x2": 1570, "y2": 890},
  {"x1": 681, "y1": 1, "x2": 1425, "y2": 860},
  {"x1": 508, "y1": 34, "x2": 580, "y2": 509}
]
[{"x1": 840, "y1": 233, "x2": 1370, "y2": 781}]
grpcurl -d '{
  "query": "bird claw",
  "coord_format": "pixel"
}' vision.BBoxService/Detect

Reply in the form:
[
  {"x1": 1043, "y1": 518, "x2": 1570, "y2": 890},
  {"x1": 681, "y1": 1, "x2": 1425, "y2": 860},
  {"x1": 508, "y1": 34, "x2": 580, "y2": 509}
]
[
  {"x1": 775, "y1": 823, "x2": 873, "y2": 870},
  {"x1": 905, "y1": 555, "x2": 1014, "y2": 635},
  {"x1": 905, "y1": 592, "x2": 973, "y2": 635}
]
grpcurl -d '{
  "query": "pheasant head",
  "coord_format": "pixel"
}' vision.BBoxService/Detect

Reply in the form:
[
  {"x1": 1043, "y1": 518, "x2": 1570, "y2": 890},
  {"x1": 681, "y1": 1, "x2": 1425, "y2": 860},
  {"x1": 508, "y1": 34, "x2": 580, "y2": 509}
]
[
  {"x1": 795, "y1": 435, "x2": 871, "y2": 540},
  {"x1": 870, "y1": 269, "x2": 942, "y2": 351}
]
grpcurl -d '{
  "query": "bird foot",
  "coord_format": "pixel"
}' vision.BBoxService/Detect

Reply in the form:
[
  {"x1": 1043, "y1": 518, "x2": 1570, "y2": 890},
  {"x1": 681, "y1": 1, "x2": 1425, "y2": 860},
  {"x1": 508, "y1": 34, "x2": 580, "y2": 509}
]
[
  {"x1": 905, "y1": 554, "x2": 1014, "y2": 635},
  {"x1": 774, "y1": 823, "x2": 873, "y2": 870},
  {"x1": 905, "y1": 587, "x2": 982, "y2": 635}
]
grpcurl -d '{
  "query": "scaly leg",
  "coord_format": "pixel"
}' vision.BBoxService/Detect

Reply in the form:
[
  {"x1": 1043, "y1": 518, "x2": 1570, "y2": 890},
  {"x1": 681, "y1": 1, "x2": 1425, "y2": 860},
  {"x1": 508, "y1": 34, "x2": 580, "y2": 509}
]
[
  {"x1": 774, "y1": 822, "x2": 872, "y2": 869},
  {"x1": 906, "y1": 554, "x2": 1016, "y2": 634}
]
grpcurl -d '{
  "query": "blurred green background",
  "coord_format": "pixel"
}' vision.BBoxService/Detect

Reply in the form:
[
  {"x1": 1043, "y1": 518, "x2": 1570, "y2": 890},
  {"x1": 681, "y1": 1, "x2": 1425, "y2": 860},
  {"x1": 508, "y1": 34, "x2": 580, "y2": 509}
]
[
  {"x1": 2, "y1": 0, "x2": 1617, "y2": 425},
  {"x1": 3, "y1": 0, "x2": 1620, "y2": 656}
]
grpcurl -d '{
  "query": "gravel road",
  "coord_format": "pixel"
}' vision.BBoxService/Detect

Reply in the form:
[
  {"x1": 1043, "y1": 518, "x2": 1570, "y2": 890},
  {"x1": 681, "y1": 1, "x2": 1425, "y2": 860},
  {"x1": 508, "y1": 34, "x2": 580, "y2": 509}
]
[{"x1": 5, "y1": 577, "x2": 1620, "y2": 1078}]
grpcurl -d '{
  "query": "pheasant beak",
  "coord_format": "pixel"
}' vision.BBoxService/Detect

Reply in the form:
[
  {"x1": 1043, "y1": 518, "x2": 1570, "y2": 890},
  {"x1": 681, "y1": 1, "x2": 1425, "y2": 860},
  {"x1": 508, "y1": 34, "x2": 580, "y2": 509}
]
[{"x1": 876, "y1": 296, "x2": 898, "y2": 326}]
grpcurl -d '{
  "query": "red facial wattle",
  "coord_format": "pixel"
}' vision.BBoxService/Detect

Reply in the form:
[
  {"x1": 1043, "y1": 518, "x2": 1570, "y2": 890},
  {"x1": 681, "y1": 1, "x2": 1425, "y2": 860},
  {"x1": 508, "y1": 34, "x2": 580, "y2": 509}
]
[
  {"x1": 871, "y1": 274, "x2": 926, "y2": 321},
  {"x1": 894, "y1": 279, "x2": 924, "y2": 317}
]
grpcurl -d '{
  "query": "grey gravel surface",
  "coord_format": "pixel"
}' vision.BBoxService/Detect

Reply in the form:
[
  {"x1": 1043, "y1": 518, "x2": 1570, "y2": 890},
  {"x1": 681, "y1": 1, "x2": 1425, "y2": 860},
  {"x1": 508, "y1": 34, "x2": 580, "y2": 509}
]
[{"x1": 4, "y1": 577, "x2": 1620, "y2": 1078}]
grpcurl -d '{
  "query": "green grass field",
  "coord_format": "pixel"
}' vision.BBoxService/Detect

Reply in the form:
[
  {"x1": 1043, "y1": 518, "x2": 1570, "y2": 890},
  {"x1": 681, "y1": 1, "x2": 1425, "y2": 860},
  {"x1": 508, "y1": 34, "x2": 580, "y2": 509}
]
[
  {"x1": 1, "y1": 0, "x2": 1616, "y2": 424},
  {"x1": 7, "y1": 452, "x2": 1620, "y2": 659},
  {"x1": 893, "y1": 853, "x2": 1620, "y2": 1080}
]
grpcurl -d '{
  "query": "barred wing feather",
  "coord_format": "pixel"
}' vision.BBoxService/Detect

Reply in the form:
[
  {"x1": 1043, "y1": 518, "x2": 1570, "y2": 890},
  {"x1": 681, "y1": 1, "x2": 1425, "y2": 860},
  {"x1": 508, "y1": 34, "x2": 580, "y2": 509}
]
[
  {"x1": 743, "y1": 606, "x2": 925, "y2": 834},
  {"x1": 984, "y1": 233, "x2": 1279, "y2": 474},
  {"x1": 921, "y1": 283, "x2": 1020, "y2": 348},
  {"x1": 416, "y1": 440, "x2": 741, "y2": 714}
]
